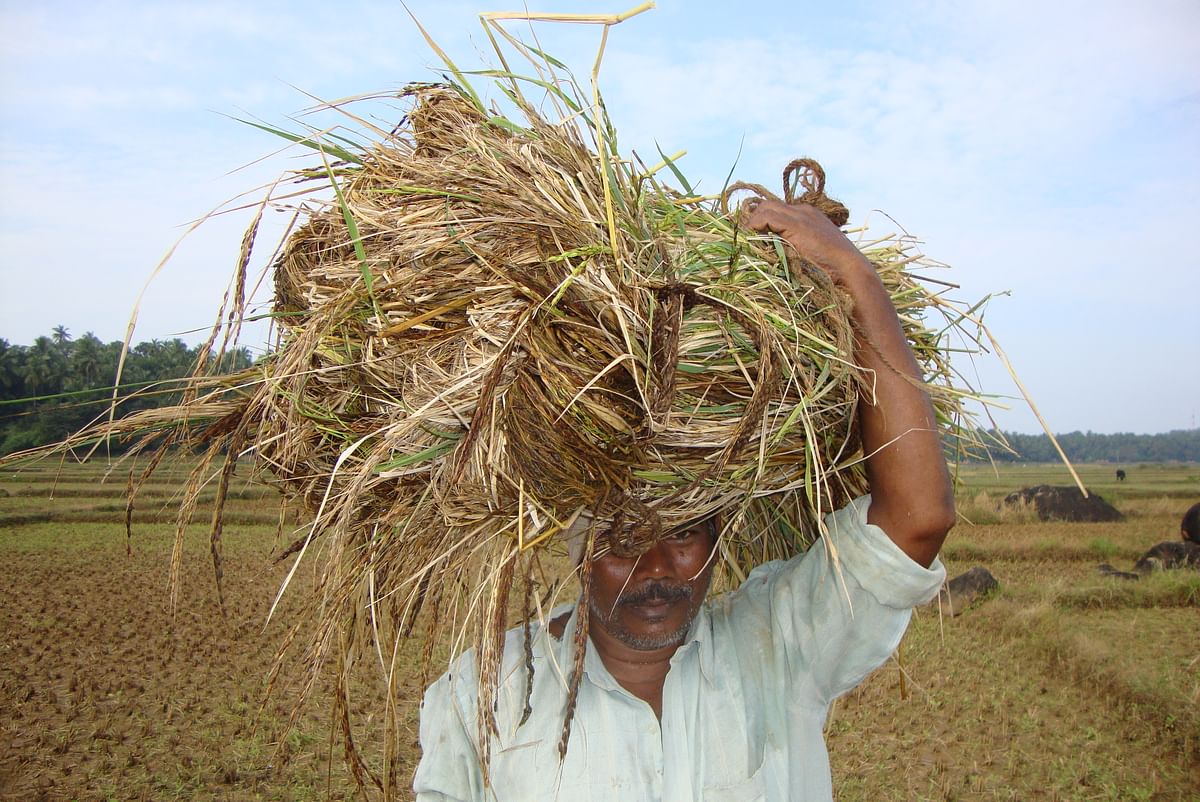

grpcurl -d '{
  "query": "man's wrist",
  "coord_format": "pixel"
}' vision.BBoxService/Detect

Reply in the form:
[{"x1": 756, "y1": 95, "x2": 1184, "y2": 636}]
[{"x1": 830, "y1": 254, "x2": 885, "y2": 295}]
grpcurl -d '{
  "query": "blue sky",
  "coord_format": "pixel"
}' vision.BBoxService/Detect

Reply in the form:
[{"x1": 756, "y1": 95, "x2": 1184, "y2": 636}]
[{"x1": 1, "y1": 0, "x2": 1197, "y2": 435}]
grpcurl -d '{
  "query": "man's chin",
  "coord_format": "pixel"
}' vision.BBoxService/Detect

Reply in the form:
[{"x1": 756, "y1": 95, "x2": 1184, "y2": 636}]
[
  {"x1": 616, "y1": 626, "x2": 688, "y2": 651},
  {"x1": 607, "y1": 607, "x2": 693, "y2": 651}
]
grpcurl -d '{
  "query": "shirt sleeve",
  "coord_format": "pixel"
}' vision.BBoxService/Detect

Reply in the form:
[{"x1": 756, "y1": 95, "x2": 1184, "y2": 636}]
[
  {"x1": 413, "y1": 663, "x2": 485, "y2": 802},
  {"x1": 724, "y1": 494, "x2": 946, "y2": 706}
]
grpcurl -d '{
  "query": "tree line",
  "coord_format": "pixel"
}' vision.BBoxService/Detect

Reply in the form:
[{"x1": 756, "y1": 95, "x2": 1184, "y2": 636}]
[
  {"x1": 0, "y1": 326, "x2": 253, "y2": 456},
  {"x1": 3, "y1": 328, "x2": 1196, "y2": 463},
  {"x1": 974, "y1": 428, "x2": 1199, "y2": 463}
]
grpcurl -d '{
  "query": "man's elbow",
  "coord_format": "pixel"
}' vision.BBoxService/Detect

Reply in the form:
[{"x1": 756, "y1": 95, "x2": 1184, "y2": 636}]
[
  {"x1": 877, "y1": 493, "x2": 954, "y2": 567},
  {"x1": 905, "y1": 496, "x2": 955, "y2": 565},
  {"x1": 927, "y1": 495, "x2": 957, "y2": 542}
]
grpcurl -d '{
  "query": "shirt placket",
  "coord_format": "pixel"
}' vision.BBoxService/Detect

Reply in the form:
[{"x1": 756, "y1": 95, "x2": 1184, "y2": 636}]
[
  {"x1": 599, "y1": 681, "x2": 663, "y2": 801},
  {"x1": 659, "y1": 642, "x2": 700, "y2": 802},
  {"x1": 580, "y1": 653, "x2": 664, "y2": 802}
]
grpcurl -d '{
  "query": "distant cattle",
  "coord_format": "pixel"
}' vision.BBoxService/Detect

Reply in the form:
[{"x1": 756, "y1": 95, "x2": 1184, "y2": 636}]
[
  {"x1": 1115, "y1": 469, "x2": 1126, "y2": 482},
  {"x1": 1099, "y1": 542, "x2": 1200, "y2": 580},
  {"x1": 1183, "y1": 501, "x2": 1200, "y2": 545},
  {"x1": 1133, "y1": 541, "x2": 1200, "y2": 573},
  {"x1": 1098, "y1": 501, "x2": 1200, "y2": 580}
]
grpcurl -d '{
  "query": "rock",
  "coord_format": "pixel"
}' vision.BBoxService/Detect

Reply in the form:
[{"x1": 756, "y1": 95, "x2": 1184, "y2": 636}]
[
  {"x1": 935, "y1": 566, "x2": 999, "y2": 616},
  {"x1": 1003, "y1": 485, "x2": 1123, "y2": 523}
]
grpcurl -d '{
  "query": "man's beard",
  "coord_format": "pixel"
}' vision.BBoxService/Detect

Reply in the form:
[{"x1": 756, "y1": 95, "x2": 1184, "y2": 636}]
[{"x1": 588, "y1": 579, "x2": 700, "y2": 651}]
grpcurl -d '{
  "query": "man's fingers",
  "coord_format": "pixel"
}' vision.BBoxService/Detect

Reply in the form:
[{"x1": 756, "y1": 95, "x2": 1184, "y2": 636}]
[
  {"x1": 740, "y1": 197, "x2": 768, "y2": 231},
  {"x1": 741, "y1": 199, "x2": 866, "y2": 283},
  {"x1": 743, "y1": 198, "x2": 791, "y2": 234}
]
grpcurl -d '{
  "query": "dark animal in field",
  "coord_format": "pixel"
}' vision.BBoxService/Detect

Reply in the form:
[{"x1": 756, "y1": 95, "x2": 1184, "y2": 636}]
[
  {"x1": 1003, "y1": 485, "x2": 1123, "y2": 523},
  {"x1": 1096, "y1": 563, "x2": 1140, "y2": 580},
  {"x1": 933, "y1": 566, "x2": 999, "y2": 616},
  {"x1": 1133, "y1": 541, "x2": 1200, "y2": 574},
  {"x1": 1115, "y1": 469, "x2": 1126, "y2": 482},
  {"x1": 1182, "y1": 501, "x2": 1200, "y2": 545},
  {"x1": 1098, "y1": 541, "x2": 1200, "y2": 580}
]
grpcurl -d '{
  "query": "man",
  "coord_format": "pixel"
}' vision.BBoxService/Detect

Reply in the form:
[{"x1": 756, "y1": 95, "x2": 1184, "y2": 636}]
[{"x1": 414, "y1": 199, "x2": 955, "y2": 801}]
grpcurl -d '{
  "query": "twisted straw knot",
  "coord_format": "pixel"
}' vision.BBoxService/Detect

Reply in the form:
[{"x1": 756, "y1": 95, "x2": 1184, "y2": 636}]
[
  {"x1": 721, "y1": 157, "x2": 850, "y2": 227},
  {"x1": 651, "y1": 282, "x2": 701, "y2": 311},
  {"x1": 599, "y1": 493, "x2": 664, "y2": 559},
  {"x1": 782, "y1": 158, "x2": 849, "y2": 226}
]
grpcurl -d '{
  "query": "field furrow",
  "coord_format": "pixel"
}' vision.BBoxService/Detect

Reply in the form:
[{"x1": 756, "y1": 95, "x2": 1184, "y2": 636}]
[{"x1": 1, "y1": 460, "x2": 1196, "y2": 801}]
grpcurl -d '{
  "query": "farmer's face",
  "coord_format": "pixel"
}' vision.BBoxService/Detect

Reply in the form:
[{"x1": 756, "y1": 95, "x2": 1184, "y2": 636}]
[{"x1": 588, "y1": 519, "x2": 717, "y2": 651}]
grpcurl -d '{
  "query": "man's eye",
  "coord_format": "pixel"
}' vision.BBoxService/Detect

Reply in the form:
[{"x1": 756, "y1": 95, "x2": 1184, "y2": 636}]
[{"x1": 670, "y1": 528, "x2": 698, "y2": 541}]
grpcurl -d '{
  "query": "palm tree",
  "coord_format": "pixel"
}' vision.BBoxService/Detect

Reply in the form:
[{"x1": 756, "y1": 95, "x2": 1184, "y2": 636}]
[
  {"x1": 0, "y1": 339, "x2": 24, "y2": 400},
  {"x1": 160, "y1": 338, "x2": 195, "y2": 378},
  {"x1": 69, "y1": 333, "x2": 106, "y2": 390},
  {"x1": 22, "y1": 337, "x2": 62, "y2": 397},
  {"x1": 221, "y1": 345, "x2": 255, "y2": 372},
  {"x1": 51, "y1": 325, "x2": 73, "y2": 354}
]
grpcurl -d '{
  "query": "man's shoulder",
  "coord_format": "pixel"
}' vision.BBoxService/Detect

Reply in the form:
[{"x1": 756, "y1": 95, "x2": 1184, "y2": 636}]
[{"x1": 699, "y1": 557, "x2": 796, "y2": 638}]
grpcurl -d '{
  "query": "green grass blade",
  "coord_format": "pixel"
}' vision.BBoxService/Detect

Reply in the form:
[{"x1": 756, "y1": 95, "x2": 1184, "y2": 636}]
[
  {"x1": 404, "y1": 5, "x2": 484, "y2": 112},
  {"x1": 233, "y1": 117, "x2": 363, "y2": 165},
  {"x1": 322, "y1": 152, "x2": 382, "y2": 321},
  {"x1": 463, "y1": 70, "x2": 584, "y2": 114},
  {"x1": 655, "y1": 143, "x2": 696, "y2": 197}
]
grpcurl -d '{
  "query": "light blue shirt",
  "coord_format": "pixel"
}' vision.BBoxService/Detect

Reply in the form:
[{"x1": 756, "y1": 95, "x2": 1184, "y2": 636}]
[{"x1": 414, "y1": 496, "x2": 946, "y2": 801}]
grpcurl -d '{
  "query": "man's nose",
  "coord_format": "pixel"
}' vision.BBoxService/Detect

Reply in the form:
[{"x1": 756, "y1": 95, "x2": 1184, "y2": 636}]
[{"x1": 633, "y1": 540, "x2": 671, "y2": 578}]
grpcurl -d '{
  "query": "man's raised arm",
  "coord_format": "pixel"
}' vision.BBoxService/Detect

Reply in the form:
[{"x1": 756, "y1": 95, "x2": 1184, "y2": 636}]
[{"x1": 745, "y1": 200, "x2": 954, "y2": 567}]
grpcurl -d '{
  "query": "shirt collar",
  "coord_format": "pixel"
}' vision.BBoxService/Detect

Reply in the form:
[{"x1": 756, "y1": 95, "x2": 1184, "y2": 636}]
[{"x1": 683, "y1": 602, "x2": 718, "y2": 686}]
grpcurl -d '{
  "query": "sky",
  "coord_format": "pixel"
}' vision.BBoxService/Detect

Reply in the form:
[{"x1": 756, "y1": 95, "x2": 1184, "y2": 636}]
[{"x1": 1, "y1": 0, "x2": 1197, "y2": 435}]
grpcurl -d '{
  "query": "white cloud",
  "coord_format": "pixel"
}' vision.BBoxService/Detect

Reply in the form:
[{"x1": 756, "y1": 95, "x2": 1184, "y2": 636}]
[
  {"x1": 1, "y1": 0, "x2": 1196, "y2": 432},
  {"x1": 591, "y1": 2, "x2": 1200, "y2": 433}
]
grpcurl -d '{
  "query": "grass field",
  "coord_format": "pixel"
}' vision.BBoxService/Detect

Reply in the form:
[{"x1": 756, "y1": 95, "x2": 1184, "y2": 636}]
[{"x1": 1, "y1": 459, "x2": 1197, "y2": 800}]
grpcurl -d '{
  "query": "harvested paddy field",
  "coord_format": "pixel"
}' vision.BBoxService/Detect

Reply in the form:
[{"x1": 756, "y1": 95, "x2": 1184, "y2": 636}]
[{"x1": 1, "y1": 459, "x2": 1197, "y2": 800}]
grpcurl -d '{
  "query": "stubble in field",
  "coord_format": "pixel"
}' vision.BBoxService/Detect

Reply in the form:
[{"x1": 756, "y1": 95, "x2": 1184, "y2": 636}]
[{"x1": 1, "y1": 460, "x2": 1197, "y2": 800}]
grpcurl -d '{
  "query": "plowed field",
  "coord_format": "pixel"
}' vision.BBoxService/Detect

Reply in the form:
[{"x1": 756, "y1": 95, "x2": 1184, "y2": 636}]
[{"x1": 1, "y1": 460, "x2": 1197, "y2": 800}]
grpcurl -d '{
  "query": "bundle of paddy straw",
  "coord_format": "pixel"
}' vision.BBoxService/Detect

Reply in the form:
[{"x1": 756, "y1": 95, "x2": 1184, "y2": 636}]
[{"x1": 9, "y1": 8, "x2": 993, "y2": 791}]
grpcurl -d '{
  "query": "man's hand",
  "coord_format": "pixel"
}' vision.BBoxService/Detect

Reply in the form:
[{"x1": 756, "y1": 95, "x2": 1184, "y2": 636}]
[
  {"x1": 743, "y1": 195, "x2": 955, "y2": 567},
  {"x1": 743, "y1": 198, "x2": 870, "y2": 287}
]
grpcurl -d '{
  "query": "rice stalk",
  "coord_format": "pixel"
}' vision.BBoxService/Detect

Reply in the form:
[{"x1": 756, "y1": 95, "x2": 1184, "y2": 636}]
[{"x1": 0, "y1": 6, "x2": 1007, "y2": 789}]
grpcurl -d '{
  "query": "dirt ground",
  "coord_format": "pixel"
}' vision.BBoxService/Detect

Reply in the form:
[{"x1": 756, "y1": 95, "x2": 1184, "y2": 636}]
[
  {"x1": 0, "y1": 520, "x2": 405, "y2": 802},
  {"x1": 1, "y1": 461, "x2": 1197, "y2": 800}
]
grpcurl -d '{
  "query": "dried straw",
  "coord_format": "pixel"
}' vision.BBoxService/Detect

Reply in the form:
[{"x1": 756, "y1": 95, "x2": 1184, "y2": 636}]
[{"x1": 1, "y1": 8, "x2": 998, "y2": 791}]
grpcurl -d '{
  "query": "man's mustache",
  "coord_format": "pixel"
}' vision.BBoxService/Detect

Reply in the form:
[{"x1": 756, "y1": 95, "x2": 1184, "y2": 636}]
[{"x1": 617, "y1": 580, "x2": 692, "y2": 607}]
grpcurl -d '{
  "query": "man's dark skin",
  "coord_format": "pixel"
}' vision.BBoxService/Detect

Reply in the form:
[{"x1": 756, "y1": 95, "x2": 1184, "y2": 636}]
[{"x1": 560, "y1": 200, "x2": 956, "y2": 719}]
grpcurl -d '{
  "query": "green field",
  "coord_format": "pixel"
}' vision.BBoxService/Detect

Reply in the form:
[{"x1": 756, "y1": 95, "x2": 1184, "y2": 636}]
[
  {"x1": 1, "y1": 459, "x2": 1197, "y2": 800},
  {"x1": 955, "y1": 461, "x2": 1200, "y2": 499}
]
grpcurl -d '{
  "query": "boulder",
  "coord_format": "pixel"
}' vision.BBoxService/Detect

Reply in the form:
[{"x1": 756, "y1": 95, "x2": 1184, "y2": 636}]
[
  {"x1": 1003, "y1": 485, "x2": 1123, "y2": 523},
  {"x1": 934, "y1": 566, "x2": 999, "y2": 616}
]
